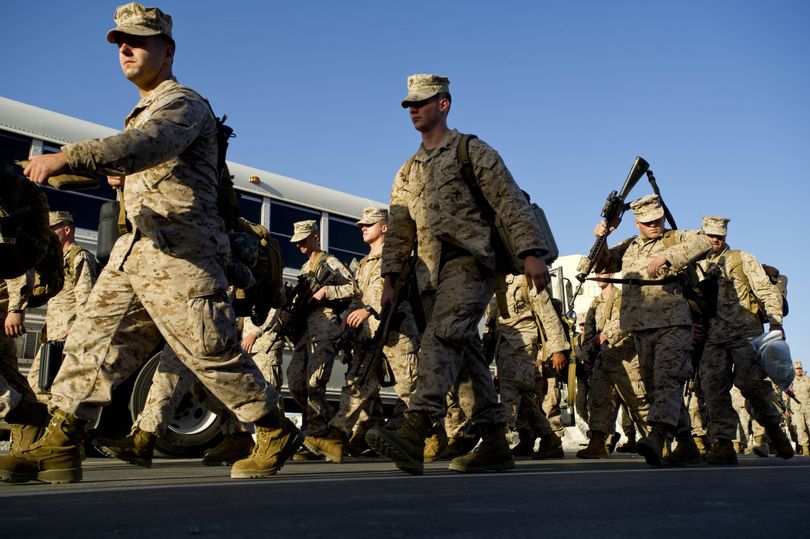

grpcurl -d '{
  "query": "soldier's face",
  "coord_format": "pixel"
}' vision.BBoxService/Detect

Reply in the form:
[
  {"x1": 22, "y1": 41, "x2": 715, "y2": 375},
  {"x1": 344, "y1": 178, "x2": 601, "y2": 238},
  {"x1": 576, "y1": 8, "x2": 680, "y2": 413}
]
[
  {"x1": 116, "y1": 34, "x2": 173, "y2": 87},
  {"x1": 706, "y1": 234, "x2": 726, "y2": 254},
  {"x1": 361, "y1": 221, "x2": 387, "y2": 244},
  {"x1": 408, "y1": 96, "x2": 449, "y2": 132},
  {"x1": 50, "y1": 222, "x2": 70, "y2": 244},
  {"x1": 296, "y1": 234, "x2": 319, "y2": 255},
  {"x1": 636, "y1": 217, "x2": 665, "y2": 239},
  {"x1": 797, "y1": 368, "x2": 803, "y2": 377}
]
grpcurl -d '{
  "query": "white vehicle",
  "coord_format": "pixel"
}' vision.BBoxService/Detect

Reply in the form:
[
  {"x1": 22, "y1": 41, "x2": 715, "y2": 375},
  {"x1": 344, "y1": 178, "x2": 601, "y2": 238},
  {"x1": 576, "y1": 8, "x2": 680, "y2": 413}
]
[{"x1": 0, "y1": 96, "x2": 385, "y2": 455}]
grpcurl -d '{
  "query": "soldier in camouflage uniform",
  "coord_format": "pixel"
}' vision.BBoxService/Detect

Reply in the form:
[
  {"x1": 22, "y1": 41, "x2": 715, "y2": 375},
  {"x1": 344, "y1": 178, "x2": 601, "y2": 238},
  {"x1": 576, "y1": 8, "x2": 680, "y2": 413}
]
[
  {"x1": 305, "y1": 208, "x2": 421, "y2": 463},
  {"x1": 790, "y1": 362, "x2": 810, "y2": 455},
  {"x1": 4, "y1": 2, "x2": 301, "y2": 484},
  {"x1": 485, "y1": 276, "x2": 568, "y2": 459},
  {"x1": 365, "y1": 74, "x2": 551, "y2": 475},
  {"x1": 593, "y1": 194, "x2": 712, "y2": 467},
  {"x1": 28, "y1": 211, "x2": 99, "y2": 403},
  {"x1": 284, "y1": 220, "x2": 353, "y2": 441},
  {"x1": 577, "y1": 276, "x2": 649, "y2": 458},
  {"x1": 697, "y1": 216, "x2": 792, "y2": 464}
]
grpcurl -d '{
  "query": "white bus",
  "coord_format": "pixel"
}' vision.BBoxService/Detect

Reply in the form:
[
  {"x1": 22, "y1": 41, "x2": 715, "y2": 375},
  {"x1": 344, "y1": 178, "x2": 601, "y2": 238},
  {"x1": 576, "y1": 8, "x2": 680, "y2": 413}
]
[{"x1": 0, "y1": 96, "x2": 386, "y2": 455}]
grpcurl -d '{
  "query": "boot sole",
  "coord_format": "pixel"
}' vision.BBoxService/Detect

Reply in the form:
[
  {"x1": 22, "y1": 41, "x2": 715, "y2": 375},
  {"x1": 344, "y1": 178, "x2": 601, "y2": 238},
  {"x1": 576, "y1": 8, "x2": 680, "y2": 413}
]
[
  {"x1": 0, "y1": 470, "x2": 38, "y2": 483},
  {"x1": 230, "y1": 431, "x2": 304, "y2": 479},
  {"x1": 636, "y1": 440, "x2": 663, "y2": 468},
  {"x1": 365, "y1": 429, "x2": 423, "y2": 476},
  {"x1": 92, "y1": 441, "x2": 152, "y2": 468},
  {"x1": 37, "y1": 468, "x2": 82, "y2": 484},
  {"x1": 448, "y1": 459, "x2": 515, "y2": 473},
  {"x1": 576, "y1": 453, "x2": 609, "y2": 459},
  {"x1": 705, "y1": 458, "x2": 739, "y2": 465},
  {"x1": 303, "y1": 439, "x2": 343, "y2": 464}
]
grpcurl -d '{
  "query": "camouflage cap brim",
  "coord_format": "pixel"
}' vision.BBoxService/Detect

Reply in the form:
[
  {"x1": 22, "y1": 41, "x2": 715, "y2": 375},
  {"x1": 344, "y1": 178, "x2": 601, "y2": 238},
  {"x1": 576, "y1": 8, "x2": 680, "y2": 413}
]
[{"x1": 106, "y1": 26, "x2": 164, "y2": 43}]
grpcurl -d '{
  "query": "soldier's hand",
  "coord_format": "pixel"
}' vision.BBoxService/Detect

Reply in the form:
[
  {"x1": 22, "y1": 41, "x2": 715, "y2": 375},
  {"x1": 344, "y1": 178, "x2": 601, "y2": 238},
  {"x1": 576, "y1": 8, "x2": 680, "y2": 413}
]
[
  {"x1": 4, "y1": 312, "x2": 26, "y2": 338},
  {"x1": 346, "y1": 308, "x2": 371, "y2": 329},
  {"x1": 23, "y1": 153, "x2": 70, "y2": 185},
  {"x1": 594, "y1": 221, "x2": 616, "y2": 237},
  {"x1": 551, "y1": 351, "x2": 566, "y2": 373},
  {"x1": 591, "y1": 333, "x2": 607, "y2": 347},
  {"x1": 312, "y1": 287, "x2": 327, "y2": 302},
  {"x1": 108, "y1": 175, "x2": 125, "y2": 188},
  {"x1": 769, "y1": 323, "x2": 786, "y2": 339},
  {"x1": 646, "y1": 255, "x2": 669, "y2": 278},
  {"x1": 524, "y1": 255, "x2": 550, "y2": 291},
  {"x1": 241, "y1": 333, "x2": 257, "y2": 353},
  {"x1": 381, "y1": 275, "x2": 395, "y2": 310}
]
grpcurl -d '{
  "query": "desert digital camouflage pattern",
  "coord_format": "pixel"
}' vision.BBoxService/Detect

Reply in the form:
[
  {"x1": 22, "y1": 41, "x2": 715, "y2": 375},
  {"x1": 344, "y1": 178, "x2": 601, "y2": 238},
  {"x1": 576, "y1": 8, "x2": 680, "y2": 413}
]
[{"x1": 0, "y1": 275, "x2": 35, "y2": 419}]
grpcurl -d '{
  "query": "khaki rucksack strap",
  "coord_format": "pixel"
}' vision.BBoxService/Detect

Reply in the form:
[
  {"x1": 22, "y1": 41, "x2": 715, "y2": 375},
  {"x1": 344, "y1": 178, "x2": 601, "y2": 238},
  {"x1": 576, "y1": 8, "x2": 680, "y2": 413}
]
[
  {"x1": 494, "y1": 275, "x2": 509, "y2": 319},
  {"x1": 63, "y1": 244, "x2": 83, "y2": 284},
  {"x1": 596, "y1": 287, "x2": 618, "y2": 332},
  {"x1": 116, "y1": 188, "x2": 128, "y2": 235}
]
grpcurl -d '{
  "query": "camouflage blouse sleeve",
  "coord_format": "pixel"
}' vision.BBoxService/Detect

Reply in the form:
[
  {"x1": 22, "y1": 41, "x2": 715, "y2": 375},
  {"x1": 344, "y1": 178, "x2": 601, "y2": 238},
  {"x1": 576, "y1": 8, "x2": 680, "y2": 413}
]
[
  {"x1": 381, "y1": 161, "x2": 416, "y2": 277},
  {"x1": 469, "y1": 139, "x2": 545, "y2": 258},
  {"x1": 661, "y1": 230, "x2": 712, "y2": 272},
  {"x1": 531, "y1": 287, "x2": 570, "y2": 356},
  {"x1": 62, "y1": 92, "x2": 214, "y2": 177},
  {"x1": 594, "y1": 236, "x2": 634, "y2": 274},
  {"x1": 601, "y1": 291, "x2": 629, "y2": 346},
  {"x1": 322, "y1": 255, "x2": 355, "y2": 301},
  {"x1": 72, "y1": 251, "x2": 98, "y2": 312},
  {"x1": 740, "y1": 251, "x2": 783, "y2": 324},
  {"x1": 5, "y1": 271, "x2": 32, "y2": 312}
]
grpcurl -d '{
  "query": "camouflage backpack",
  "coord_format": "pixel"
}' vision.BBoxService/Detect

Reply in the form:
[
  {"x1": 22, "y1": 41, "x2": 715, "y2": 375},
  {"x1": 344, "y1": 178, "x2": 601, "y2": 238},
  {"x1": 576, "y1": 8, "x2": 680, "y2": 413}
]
[
  {"x1": 0, "y1": 168, "x2": 51, "y2": 279},
  {"x1": 726, "y1": 250, "x2": 789, "y2": 320},
  {"x1": 230, "y1": 217, "x2": 285, "y2": 325},
  {"x1": 28, "y1": 231, "x2": 65, "y2": 308}
]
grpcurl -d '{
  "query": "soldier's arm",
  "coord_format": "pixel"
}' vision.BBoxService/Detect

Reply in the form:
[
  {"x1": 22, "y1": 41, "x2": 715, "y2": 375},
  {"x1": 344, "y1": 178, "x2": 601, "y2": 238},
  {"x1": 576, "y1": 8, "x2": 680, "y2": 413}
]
[
  {"x1": 593, "y1": 236, "x2": 633, "y2": 274},
  {"x1": 531, "y1": 287, "x2": 570, "y2": 356},
  {"x1": 661, "y1": 230, "x2": 712, "y2": 272},
  {"x1": 321, "y1": 256, "x2": 356, "y2": 301},
  {"x1": 381, "y1": 162, "x2": 416, "y2": 278},
  {"x1": 740, "y1": 252, "x2": 783, "y2": 325},
  {"x1": 582, "y1": 303, "x2": 598, "y2": 343},
  {"x1": 5, "y1": 272, "x2": 32, "y2": 313},
  {"x1": 72, "y1": 251, "x2": 98, "y2": 312},
  {"x1": 61, "y1": 93, "x2": 213, "y2": 177},
  {"x1": 601, "y1": 291, "x2": 630, "y2": 345}
]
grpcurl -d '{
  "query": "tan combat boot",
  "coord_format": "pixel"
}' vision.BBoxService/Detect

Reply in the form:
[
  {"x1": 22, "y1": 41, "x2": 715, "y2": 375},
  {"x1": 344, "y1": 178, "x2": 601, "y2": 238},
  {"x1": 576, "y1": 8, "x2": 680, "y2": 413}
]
[
  {"x1": 576, "y1": 431, "x2": 609, "y2": 459},
  {"x1": 445, "y1": 433, "x2": 480, "y2": 459},
  {"x1": 203, "y1": 432, "x2": 255, "y2": 466},
  {"x1": 365, "y1": 411, "x2": 431, "y2": 475},
  {"x1": 0, "y1": 409, "x2": 87, "y2": 484},
  {"x1": 3, "y1": 399, "x2": 47, "y2": 457},
  {"x1": 751, "y1": 435, "x2": 769, "y2": 458},
  {"x1": 801, "y1": 444, "x2": 810, "y2": 456},
  {"x1": 705, "y1": 439, "x2": 738, "y2": 465},
  {"x1": 693, "y1": 436, "x2": 707, "y2": 455},
  {"x1": 732, "y1": 441, "x2": 742, "y2": 454},
  {"x1": 636, "y1": 425, "x2": 668, "y2": 468},
  {"x1": 304, "y1": 429, "x2": 347, "y2": 464},
  {"x1": 663, "y1": 431, "x2": 703, "y2": 466},
  {"x1": 449, "y1": 423, "x2": 515, "y2": 473},
  {"x1": 423, "y1": 423, "x2": 448, "y2": 464},
  {"x1": 231, "y1": 409, "x2": 303, "y2": 479},
  {"x1": 93, "y1": 426, "x2": 157, "y2": 468},
  {"x1": 532, "y1": 434, "x2": 564, "y2": 460},
  {"x1": 764, "y1": 424, "x2": 794, "y2": 460}
]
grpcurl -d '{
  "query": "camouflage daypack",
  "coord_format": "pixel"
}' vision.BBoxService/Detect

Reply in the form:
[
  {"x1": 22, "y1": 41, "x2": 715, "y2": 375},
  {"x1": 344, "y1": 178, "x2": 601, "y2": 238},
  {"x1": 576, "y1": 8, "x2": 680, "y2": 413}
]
[
  {"x1": 0, "y1": 168, "x2": 51, "y2": 279},
  {"x1": 28, "y1": 231, "x2": 65, "y2": 309},
  {"x1": 230, "y1": 217, "x2": 285, "y2": 325}
]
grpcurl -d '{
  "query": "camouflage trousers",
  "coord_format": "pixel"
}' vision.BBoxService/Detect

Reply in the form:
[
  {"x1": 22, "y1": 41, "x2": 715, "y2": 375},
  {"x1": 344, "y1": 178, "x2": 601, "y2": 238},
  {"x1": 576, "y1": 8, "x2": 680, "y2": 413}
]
[
  {"x1": 495, "y1": 325, "x2": 553, "y2": 436},
  {"x1": 50, "y1": 238, "x2": 277, "y2": 424},
  {"x1": 794, "y1": 410, "x2": 810, "y2": 446},
  {"x1": 330, "y1": 332, "x2": 418, "y2": 437},
  {"x1": 699, "y1": 338, "x2": 782, "y2": 440},
  {"x1": 687, "y1": 382, "x2": 709, "y2": 437},
  {"x1": 0, "y1": 329, "x2": 31, "y2": 419},
  {"x1": 632, "y1": 326, "x2": 692, "y2": 432},
  {"x1": 408, "y1": 256, "x2": 503, "y2": 426},
  {"x1": 587, "y1": 351, "x2": 649, "y2": 435},
  {"x1": 619, "y1": 402, "x2": 636, "y2": 437},
  {"x1": 529, "y1": 373, "x2": 563, "y2": 437},
  {"x1": 287, "y1": 324, "x2": 340, "y2": 437}
]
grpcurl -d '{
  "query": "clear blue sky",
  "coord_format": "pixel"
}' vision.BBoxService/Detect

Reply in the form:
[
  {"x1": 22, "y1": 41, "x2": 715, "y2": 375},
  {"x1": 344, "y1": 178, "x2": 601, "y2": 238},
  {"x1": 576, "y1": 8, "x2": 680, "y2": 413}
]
[{"x1": 2, "y1": 1, "x2": 808, "y2": 359}]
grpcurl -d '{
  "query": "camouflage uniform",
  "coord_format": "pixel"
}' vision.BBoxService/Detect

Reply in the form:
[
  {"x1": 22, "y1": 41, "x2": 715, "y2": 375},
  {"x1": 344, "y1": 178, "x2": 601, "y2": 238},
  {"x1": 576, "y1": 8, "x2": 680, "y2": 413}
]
[
  {"x1": 49, "y1": 79, "x2": 279, "y2": 424},
  {"x1": 243, "y1": 311, "x2": 284, "y2": 391},
  {"x1": 286, "y1": 252, "x2": 353, "y2": 436},
  {"x1": 27, "y1": 241, "x2": 98, "y2": 402},
  {"x1": 595, "y1": 220, "x2": 711, "y2": 432},
  {"x1": 697, "y1": 239, "x2": 784, "y2": 441},
  {"x1": 0, "y1": 274, "x2": 35, "y2": 419},
  {"x1": 384, "y1": 128, "x2": 546, "y2": 427},
  {"x1": 583, "y1": 287, "x2": 649, "y2": 436},
  {"x1": 792, "y1": 374, "x2": 810, "y2": 448},
  {"x1": 488, "y1": 276, "x2": 568, "y2": 437},
  {"x1": 329, "y1": 245, "x2": 419, "y2": 437}
]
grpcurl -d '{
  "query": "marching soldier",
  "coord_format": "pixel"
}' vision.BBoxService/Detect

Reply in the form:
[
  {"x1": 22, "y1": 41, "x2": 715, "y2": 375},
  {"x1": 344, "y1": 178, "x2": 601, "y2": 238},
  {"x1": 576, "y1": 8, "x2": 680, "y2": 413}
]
[
  {"x1": 365, "y1": 74, "x2": 550, "y2": 475},
  {"x1": 790, "y1": 362, "x2": 810, "y2": 455},
  {"x1": 6, "y1": 2, "x2": 300, "y2": 483},
  {"x1": 593, "y1": 194, "x2": 712, "y2": 467}
]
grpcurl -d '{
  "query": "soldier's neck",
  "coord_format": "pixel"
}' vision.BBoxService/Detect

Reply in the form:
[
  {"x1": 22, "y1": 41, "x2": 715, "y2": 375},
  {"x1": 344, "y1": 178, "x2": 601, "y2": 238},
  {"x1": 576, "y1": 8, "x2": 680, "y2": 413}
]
[
  {"x1": 601, "y1": 285, "x2": 613, "y2": 299},
  {"x1": 368, "y1": 238, "x2": 384, "y2": 254},
  {"x1": 421, "y1": 124, "x2": 451, "y2": 150},
  {"x1": 308, "y1": 249, "x2": 323, "y2": 263}
]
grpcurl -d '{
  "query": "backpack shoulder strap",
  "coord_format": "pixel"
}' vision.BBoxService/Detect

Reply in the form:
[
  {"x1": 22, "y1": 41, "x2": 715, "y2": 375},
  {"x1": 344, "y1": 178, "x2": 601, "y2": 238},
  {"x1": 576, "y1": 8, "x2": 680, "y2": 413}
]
[
  {"x1": 662, "y1": 230, "x2": 678, "y2": 249},
  {"x1": 402, "y1": 155, "x2": 417, "y2": 180},
  {"x1": 63, "y1": 244, "x2": 84, "y2": 283}
]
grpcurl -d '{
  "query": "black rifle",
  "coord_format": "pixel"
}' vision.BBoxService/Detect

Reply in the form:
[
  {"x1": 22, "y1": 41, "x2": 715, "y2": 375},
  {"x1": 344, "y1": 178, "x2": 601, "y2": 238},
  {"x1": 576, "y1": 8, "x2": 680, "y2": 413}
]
[
  {"x1": 571, "y1": 156, "x2": 650, "y2": 311},
  {"x1": 356, "y1": 249, "x2": 419, "y2": 388}
]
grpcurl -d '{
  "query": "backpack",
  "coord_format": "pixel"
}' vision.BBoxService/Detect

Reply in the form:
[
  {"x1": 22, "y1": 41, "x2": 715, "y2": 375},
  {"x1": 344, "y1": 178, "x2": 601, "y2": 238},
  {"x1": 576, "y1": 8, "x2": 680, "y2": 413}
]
[
  {"x1": 28, "y1": 231, "x2": 65, "y2": 308},
  {"x1": 0, "y1": 167, "x2": 51, "y2": 279},
  {"x1": 230, "y1": 217, "x2": 285, "y2": 325},
  {"x1": 726, "y1": 251, "x2": 789, "y2": 320}
]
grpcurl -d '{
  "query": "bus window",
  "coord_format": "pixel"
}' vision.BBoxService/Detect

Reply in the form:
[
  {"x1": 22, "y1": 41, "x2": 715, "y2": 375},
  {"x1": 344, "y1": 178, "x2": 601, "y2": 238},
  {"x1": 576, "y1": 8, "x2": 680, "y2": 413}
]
[
  {"x1": 328, "y1": 216, "x2": 368, "y2": 266},
  {"x1": 269, "y1": 201, "x2": 320, "y2": 269},
  {"x1": 237, "y1": 192, "x2": 262, "y2": 224},
  {"x1": 0, "y1": 131, "x2": 32, "y2": 171}
]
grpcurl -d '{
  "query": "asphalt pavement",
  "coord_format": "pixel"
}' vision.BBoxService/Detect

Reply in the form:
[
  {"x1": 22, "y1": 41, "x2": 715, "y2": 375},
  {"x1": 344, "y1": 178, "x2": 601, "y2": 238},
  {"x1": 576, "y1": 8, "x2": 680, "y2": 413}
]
[{"x1": 1, "y1": 454, "x2": 808, "y2": 538}]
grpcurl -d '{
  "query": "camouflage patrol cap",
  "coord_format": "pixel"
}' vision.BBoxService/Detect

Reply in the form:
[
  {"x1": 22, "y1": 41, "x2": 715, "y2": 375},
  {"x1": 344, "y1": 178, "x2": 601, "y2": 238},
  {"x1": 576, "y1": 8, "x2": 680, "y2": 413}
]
[
  {"x1": 401, "y1": 74, "x2": 450, "y2": 108},
  {"x1": 795, "y1": 361, "x2": 803, "y2": 369},
  {"x1": 48, "y1": 211, "x2": 73, "y2": 226},
  {"x1": 630, "y1": 194, "x2": 665, "y2": 223},
  {"x1": 106, "y1": 3, "x2": 173, "y2": 44},
  {"x1": 702, "y1": 216, "x2": 731, "y2": 236},
  {"x1": 290, "y1": 220, "x2": 318, "y2": 243},
  {"x1": 356, "y1": 207, "x2": 388, "y2": 227}
]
